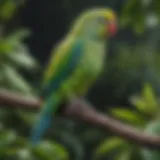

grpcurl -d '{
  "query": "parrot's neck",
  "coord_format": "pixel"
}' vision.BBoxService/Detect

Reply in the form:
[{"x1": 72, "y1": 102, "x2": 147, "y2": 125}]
[
  {"x1": 69, "y1": 32, "x2": 106, "y2": 43},
  {"x1": 81, "y1": 36, "x2": 107, "y2": 45},
  {"x1": 69, "y1": 25, "x2": 107, "y2": 42},
  {"x1": 66, "y1": 28, "x2": 107, "y2": 45}
]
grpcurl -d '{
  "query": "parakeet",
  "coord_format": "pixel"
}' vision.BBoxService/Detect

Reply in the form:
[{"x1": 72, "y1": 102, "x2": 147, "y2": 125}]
[{"x1": 30, "y1": 7, "x2": 117, "y2": 146}]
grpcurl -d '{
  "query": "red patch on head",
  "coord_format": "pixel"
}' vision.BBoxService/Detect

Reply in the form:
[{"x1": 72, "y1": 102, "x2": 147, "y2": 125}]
[{"x1": 108, "y1": 22, "x2": 117, "y2": 36}]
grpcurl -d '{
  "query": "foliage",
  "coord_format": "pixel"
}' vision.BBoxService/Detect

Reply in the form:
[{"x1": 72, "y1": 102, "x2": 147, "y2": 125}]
[
  {"x1": 0, "y1": 1, "x2": 69, "y2": 160},
  {"x1": 95, "y1": 83, "x2": 160, "y2": 160},
  {"x1": 1, "y1": 0, "x2": 160, "y2": 160},
  {"x1": 141, "y1": 120, "x2": 160, "y2": 160},
  {"x1": 120, "y1": 0, "x2": 160, "y2": 34},
  {"x1": 0, "y1": 29, "x2": 38, "y2": 94}
]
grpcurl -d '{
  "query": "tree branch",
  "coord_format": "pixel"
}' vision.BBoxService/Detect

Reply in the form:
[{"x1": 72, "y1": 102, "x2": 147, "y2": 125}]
[{"x1": 0, "y1": 89, "x2": 160, "y2": 148}]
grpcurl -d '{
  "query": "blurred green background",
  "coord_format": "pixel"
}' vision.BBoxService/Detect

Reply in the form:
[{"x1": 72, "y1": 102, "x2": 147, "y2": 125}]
[{"x1": 1, "y1": 0, "x2": 160, "y2": 160}]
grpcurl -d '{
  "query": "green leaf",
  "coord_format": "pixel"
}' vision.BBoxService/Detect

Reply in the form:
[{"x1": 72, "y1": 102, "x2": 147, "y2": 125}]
[
  {"x1": 144, "y1": 120, "x2": 160, "y2": 135},
  {"x1": 0, "y1": 39, "x2": 15, "y2": 54},
  {"x1": 0, "y1": 130, "x2": 17, "y2": 147},
  {"x1": 131, "y1": 83, "x2": 157, "y2": 115},
  {"x1": 95, "y1": 137, "x2": 127, "y2": 155},
  {"x1": 0, "y1": 29, "x2": 31, "y2": 54},
  {"x1": 142, "y1": 83, "x2": 157, "y2": 110},
  {"x1": 141, "y1": 121, "x2": 160, "y2": 160},
  {"x1": 3, "y1": 64, "x2": 33, "y2": 94},
  {"x1": 115, "y1": 149, "x2": 132, "y2": 160},
  {"x1": 120, "y1": 0, "x2": 139, "y2": 28},
  {"x1": 34, "y1": 141, "x2": 69, "y2": 160},
  {"x1": 110, "y1": 108, "x2": 145, "y2": 126},
  {"x1": 7, "y1": 47, "x2": 39, "y2": 70},
  {"x1": 130, "y1": 96, "x2": 148, "y2": 112},
  {"x1": 6, "y1": 29, "x2": 31, "y2": 42},
  {"x1": 0, "y1": 0, "x2": 16, "y2": 20}
]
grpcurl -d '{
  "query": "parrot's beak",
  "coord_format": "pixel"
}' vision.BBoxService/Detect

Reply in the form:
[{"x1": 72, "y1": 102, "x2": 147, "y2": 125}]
[{"x1": 108, "y1": 21, "x2": 117, "y2": 36}]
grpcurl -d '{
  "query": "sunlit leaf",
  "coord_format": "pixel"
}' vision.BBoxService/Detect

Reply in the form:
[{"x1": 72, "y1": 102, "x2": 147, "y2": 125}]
[
  {"x1": 7, "y1": 47, "x2": 39, "y2": 70},
  {"x1": 110, "y1": 108, "x2": 145, "y2": 125},
  {"x1": 130, "y1": 83, "x2": 157, "y2": 115},
  {"x1": 33, "y1": 141, "x2": 69, "y2": 160},
  {"x1": 17, "y1": 148, "x2": 32, "y2": 160},
  {"x1": 130, "y1": 96, "x2": 150, "y2": 114},
  {"x1": 142, "y1": 83, "x2": 157, "y2": 109},
  {"x1": 0, "y1": 39, "x2": 16, "y2": 54},
  {"x1": 95, "y1": 137, "x2": 127, "y2": 155},
  {"x1": 3, "y1": 64, "x2": 33, "y2": 94}
]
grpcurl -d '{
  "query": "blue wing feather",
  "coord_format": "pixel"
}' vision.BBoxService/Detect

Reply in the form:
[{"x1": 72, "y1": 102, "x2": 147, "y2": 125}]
[{"x1": 41, "y1": 39, "x2": 84, "y2": 98}]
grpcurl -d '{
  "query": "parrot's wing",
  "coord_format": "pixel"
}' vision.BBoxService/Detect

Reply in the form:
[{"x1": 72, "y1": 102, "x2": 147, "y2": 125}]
[
  {"x1": 41, "y1": 37, "x2": 84, "y2": 98},
  {"x1": 31, "y1": 37, "x2": 83, "y2": 146}
]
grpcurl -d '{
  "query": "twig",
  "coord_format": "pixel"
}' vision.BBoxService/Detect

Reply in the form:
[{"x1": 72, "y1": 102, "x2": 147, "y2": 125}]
[{"x1": 0, "y1": 89, "x2": 160, "y2": 148}]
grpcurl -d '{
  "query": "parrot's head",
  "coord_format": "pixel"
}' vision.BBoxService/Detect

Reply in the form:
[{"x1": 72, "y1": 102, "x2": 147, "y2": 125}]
[{"x1": 71, "y1": 8, "x2": 117, "y2": 40}]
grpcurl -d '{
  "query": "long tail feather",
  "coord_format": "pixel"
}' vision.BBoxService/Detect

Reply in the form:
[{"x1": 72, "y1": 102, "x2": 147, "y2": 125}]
[
  {"x1": 30, "y1": 112, "x2": 52, "y2": 146},
  {"x1": 30, "y1": 93, "x2": 60, "y2": 146}
]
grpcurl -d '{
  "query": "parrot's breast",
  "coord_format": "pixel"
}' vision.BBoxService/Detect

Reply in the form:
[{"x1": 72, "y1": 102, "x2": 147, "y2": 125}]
[
  {"x1": 82, "y1": 40, "x2": 105, "y2": 76},
  {"x1": 71, "y1": 40, "x2": 106, "y2": 95}
]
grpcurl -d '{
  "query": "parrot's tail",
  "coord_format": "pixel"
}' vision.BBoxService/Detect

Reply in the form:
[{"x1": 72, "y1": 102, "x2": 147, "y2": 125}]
[
  {"x1": 30, "y1": 112, "x2": 52, "y2": 146},
  {"x1": 30, "y1": 94, "x2": 61, "y2": 146}
]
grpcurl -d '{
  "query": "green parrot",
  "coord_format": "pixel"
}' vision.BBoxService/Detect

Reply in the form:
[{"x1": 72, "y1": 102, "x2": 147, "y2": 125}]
[{"x1": 30, "y1": 7, "x2": 117, "y2": 145}]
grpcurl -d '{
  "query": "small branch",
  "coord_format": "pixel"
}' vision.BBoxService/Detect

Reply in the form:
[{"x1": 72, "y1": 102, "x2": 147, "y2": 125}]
[
  {"x1": 0, "y1": 89, "x2": 39, "y2": 110},
  {"x1": 0, "y1": 89, "x2": 160, "y2": 148}
]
